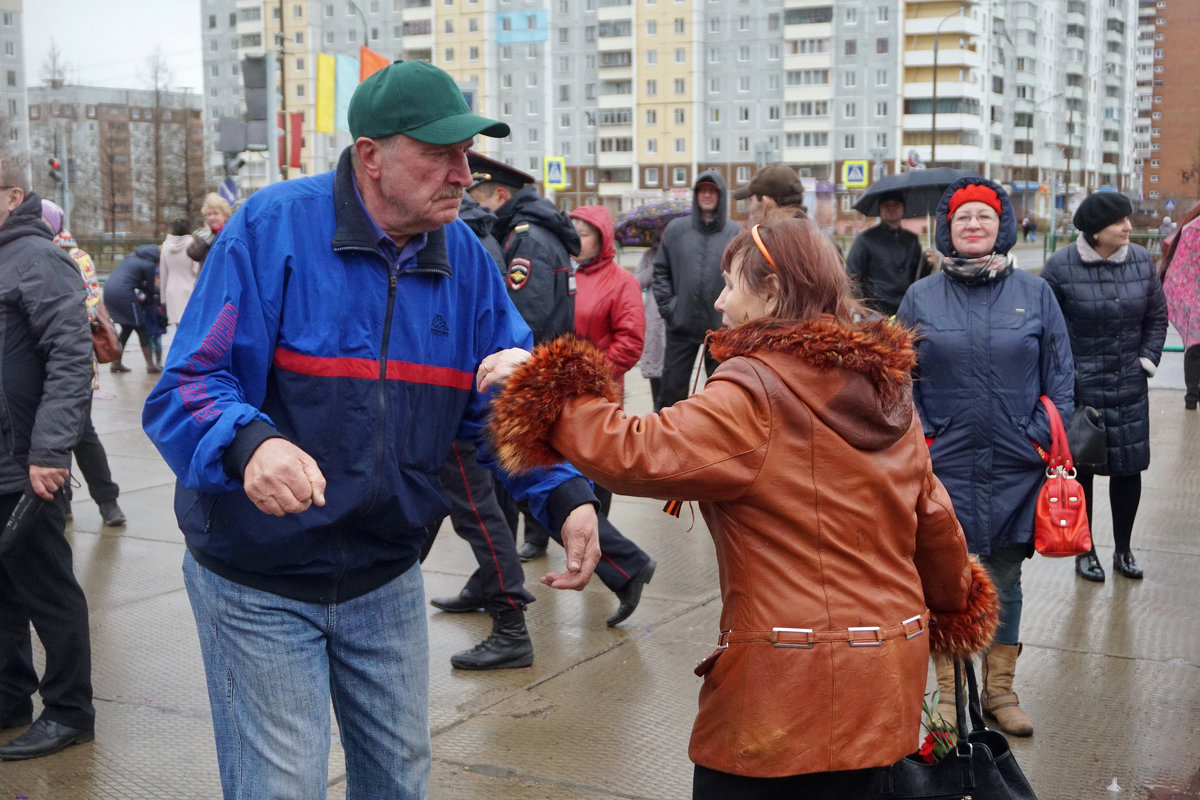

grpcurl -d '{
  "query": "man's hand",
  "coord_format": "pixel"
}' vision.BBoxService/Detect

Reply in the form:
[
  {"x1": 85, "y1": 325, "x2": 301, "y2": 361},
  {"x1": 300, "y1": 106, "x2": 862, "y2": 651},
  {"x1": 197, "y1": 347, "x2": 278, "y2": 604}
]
[
  {"x1": 477, "y1": 348, "x2": 532, "y2": 393},
  {"x1": 243, "y1": 438, "x2": 327, "y2": 517},
  {"x1": 540, "y1": 503, "x2": 600, "y2": 590},
  {"x1": 29, "y1": 466, "x2": 69, "y2": 501}
]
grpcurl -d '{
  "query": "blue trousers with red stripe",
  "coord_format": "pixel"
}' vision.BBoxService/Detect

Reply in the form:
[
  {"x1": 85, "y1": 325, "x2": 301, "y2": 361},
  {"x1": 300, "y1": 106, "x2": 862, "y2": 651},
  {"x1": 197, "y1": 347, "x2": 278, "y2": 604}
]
[{"x1": 435, "y1": 439, "x2": 535, "y2": 616}]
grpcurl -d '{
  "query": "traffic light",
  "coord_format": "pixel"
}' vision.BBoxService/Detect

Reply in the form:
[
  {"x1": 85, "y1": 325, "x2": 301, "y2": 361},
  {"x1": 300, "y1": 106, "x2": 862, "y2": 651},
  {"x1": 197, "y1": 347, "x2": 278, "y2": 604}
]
[{"x1": 48, "y1": 157, "x2": 62, "y2": 182}]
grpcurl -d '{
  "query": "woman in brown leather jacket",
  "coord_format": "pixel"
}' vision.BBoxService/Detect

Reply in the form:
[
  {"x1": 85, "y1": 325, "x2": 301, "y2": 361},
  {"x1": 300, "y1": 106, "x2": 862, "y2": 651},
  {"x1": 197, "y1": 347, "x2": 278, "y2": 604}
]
[{"x1": 482, "y1": 218, "x2": 999, "y2": 798}]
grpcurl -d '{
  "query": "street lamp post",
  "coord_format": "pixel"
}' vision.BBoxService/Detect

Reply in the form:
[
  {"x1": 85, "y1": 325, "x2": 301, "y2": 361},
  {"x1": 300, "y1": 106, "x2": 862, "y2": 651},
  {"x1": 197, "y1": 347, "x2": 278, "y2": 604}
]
[
  {"x1": 347, "y1": 0, "x2": 368, "y2": 47},
  {"x1": 930, "y1": 7, "x2": 964, "y2": 168},
  {"x1": 1023, "y1": 91, "x2": 1064, "y2": 220}
]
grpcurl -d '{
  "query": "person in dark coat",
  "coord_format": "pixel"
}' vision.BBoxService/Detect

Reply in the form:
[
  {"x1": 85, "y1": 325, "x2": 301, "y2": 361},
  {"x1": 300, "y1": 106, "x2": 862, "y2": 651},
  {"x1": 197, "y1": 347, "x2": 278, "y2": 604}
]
[
  {"x1": 102, "y1": 244, "x2": 162, "y2": 375},
  {"x1": 897, "y1": 176, "x2": 1074, "y2": 738},
  {"x1": 651, "y1": 170, "x2": 739, "y2": 407},
  {"x1": 1041, "y1": 192, "x2": 1167, "y2": 583},
  {"x1": 0, "y1": 167, "x2": 96, "y2": 760},
  {"x1": 845, "y1": 191, "x2": 934, "y2": 316}
]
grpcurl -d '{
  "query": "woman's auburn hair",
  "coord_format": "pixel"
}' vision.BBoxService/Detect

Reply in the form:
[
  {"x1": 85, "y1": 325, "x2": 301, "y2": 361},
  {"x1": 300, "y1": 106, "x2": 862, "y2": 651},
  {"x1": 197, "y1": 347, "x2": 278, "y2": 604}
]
[{"x1": 720, "y1": 218, "x2": 866, "y2": 325}]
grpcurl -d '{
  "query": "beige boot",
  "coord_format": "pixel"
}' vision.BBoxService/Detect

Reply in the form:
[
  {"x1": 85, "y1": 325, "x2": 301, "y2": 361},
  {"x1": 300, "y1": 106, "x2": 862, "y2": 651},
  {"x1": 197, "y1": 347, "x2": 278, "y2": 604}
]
[
  {"x1": 981, "y1": 643, "x2": 1033, "y2": 736},
  {"x1": 931, "y1": 655, "x2": 960, "y2": 723}
]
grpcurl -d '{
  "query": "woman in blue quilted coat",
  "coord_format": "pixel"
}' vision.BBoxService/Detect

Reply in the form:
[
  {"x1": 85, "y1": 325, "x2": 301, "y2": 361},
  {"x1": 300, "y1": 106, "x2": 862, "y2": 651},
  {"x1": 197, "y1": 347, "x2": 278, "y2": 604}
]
[
  {"x1": 1041, "y1": 193, "x2": 1167, "y2": 583},
  {"x1": 897, "y1": 177, "x2": 1074, "y2": 738}
]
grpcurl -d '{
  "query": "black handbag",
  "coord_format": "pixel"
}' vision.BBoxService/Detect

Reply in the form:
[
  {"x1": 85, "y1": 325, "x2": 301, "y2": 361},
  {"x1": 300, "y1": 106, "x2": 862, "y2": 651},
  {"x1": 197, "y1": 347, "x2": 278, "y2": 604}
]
[
  {"x1": 1066, "y1": 405, "x2": 1107, "y2": 471},
  {"x1": 881, "y1": 661, "x2": 1037, "y2": 799}
]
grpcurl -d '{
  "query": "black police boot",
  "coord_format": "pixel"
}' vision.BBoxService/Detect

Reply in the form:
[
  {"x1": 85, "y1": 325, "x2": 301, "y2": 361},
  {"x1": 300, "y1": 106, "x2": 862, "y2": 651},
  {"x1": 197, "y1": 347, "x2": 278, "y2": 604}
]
[
  {"x1": 607, "y1": 559, "x2": 656, "y2": 627},
  {"x1": 450, "y1": 609, "x2": 534, "y2": 670}
]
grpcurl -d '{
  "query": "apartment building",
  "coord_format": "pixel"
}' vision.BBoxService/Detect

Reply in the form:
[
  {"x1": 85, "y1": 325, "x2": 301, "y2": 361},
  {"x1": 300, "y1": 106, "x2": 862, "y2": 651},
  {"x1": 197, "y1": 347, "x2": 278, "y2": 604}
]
[
  {"x1": 198, "y1": 0, "x2": 1141, "y2": 225},
  {"x1": 0, "y1": 0, "x2": 28, "y2": 163},
  {"x1": 1143, "y1": 0, "x2": 1200, "y2": 216},
  {"x1": 27, "y1": 85, "x2": 206, "y2": 236}
]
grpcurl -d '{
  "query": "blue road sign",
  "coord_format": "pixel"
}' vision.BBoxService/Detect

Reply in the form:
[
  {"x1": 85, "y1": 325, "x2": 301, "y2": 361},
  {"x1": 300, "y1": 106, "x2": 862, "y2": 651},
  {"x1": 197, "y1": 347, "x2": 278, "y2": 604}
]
[
  {"x1": 219, "y1": 178, "x2": 238, "y2": 206},
  {"x1": 1165, "y1": 199, "x2": 1176, "y2": 212}
]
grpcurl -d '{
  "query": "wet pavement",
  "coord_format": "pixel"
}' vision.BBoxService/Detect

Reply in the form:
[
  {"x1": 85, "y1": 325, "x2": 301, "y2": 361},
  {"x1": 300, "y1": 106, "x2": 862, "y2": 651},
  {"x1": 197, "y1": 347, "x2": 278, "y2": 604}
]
[{"x1": 1, "y1": 327, "x2": 1198, "y2": 800}]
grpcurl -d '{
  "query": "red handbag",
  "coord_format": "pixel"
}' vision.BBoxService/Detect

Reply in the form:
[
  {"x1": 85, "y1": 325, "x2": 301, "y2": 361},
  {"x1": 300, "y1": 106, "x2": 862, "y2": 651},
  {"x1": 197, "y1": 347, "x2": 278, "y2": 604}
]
[{"x1": 1033, "y1": 396, "x2": 1093, "y2": 557}]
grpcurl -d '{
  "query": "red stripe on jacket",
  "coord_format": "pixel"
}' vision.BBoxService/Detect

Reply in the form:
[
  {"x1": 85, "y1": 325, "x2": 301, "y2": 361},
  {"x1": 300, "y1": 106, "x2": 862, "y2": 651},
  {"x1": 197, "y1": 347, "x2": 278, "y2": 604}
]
[{"x1": 273, "y1": 347, "x2": 474, "y2": 390}]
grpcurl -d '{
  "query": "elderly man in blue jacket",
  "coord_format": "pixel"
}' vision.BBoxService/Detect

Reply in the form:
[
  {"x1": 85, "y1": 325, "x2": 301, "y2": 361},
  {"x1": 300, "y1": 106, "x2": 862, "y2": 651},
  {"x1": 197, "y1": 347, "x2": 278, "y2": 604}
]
[{"x1": 142, "y1": 61, "x2": 600, "y2": 799}]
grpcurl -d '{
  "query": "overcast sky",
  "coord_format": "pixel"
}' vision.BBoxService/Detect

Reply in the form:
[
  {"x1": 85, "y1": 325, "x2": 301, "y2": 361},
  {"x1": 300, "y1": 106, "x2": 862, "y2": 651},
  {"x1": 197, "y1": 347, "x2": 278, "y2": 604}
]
[{"x1": 24, "y1": 0, "x2": 204, "y2": 92}]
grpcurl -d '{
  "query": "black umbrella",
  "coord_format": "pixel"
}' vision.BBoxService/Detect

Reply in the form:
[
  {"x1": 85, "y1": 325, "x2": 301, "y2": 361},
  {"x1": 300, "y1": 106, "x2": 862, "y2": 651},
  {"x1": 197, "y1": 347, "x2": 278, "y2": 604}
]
[{"x1": 853, "y1": 167, "x2": 981, "y2": 218}]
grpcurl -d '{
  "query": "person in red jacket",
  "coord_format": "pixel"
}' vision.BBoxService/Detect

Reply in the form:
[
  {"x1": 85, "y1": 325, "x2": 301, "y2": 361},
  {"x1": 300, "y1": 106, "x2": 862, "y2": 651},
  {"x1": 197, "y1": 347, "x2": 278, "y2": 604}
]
[
  {"x1": 569, "y1": 205, "x2": 646, "y2": 396},
  {"x1": 569, "y1": 205, "x2": 646, "y2": 516}
]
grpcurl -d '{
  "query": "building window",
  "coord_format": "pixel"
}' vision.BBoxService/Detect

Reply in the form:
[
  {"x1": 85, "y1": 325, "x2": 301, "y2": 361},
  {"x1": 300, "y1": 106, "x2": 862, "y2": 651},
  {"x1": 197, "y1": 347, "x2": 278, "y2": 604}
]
[
  {"x1": 646, "y1": 50, "x2": 657, "y2": 65},
  {"x1": 877, "y1": 5, "x2": 888, "y2": 21},
  {"x1": 843, "y1": 71, "x2": 856, "y2": 88},
  {"x1": 674, "y1": 18, "x2": 684, "y2": 33},
  {"x1": 647, "y1": 79, "x2": 657, "y2": 95},
  {"x1": 845, "y1": 39, "x2": 856, "y2": 56},
  {"x1": 738, "y1": 106, "x2": 750, "y2": 122},
  {"x1": 647, "y1": 139, "x2": 657, "y2": 154},
  {"x1": 646, "y1": 19, "x2": 657, "y2": 35},
  {"x1": 844, "y1": 133, "x2": 855, "y2": 148},
  {"x1": 674, "y1": 109, "x2": 685, "y2": 124},
  {"x1": 674, "y1": 139, "x2": 685, "y2": 154},
  {"x1": 875, "y1": 101, "x2": 887, "y2": 116},
  {"x1": 445, "y1": 48, "x2": 454, "y2": 62},
  {"x1": 674, "y1": 78, "x2": 685, "y2": 94},
  {"x1": 645, "y1": 168, "x2": 659, "y2": 186},
  {"x1": 646, "y1": 109, "x2": 657, "y2": 124},
  {"x1": 845, "y1": 102, "x2": 856, "y2": 118},
  {"x1": 676, "y1": 47, "x2": 686, "y2": 64},
  {"x1": 876, "y1": 37, "x2": 888, "y2": 54}
]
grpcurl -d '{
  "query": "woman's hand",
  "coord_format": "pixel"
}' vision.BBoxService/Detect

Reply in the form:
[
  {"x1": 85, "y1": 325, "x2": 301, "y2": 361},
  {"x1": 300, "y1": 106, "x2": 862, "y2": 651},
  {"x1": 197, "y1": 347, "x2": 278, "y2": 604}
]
[{"x1": 477, "y1": 348, "x2": 532, "y2": 393}]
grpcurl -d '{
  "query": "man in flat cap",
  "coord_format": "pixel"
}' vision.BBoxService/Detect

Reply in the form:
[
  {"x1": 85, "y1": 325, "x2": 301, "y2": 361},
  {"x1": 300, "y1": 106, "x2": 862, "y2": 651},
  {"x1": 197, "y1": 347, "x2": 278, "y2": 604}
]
[
  {"x1": 845, "y1": 191, "x2": 935, "y2": 316},
  {"x1": 732, "y1": 163, "x2": 807, "y2": 224},
  {"x1": 142, "y1": 60, "x2": 601, "y2": 799}
]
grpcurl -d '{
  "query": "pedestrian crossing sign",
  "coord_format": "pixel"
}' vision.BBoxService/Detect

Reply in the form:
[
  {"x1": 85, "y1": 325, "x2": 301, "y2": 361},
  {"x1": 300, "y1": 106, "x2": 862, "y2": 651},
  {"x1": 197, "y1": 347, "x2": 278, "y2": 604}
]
[
  {"x1": 843, "y1": 160, "x2": 869, "y2": 189},
  {"x1": 544, "y1": 156, "x2": 567, "y2": 189}
]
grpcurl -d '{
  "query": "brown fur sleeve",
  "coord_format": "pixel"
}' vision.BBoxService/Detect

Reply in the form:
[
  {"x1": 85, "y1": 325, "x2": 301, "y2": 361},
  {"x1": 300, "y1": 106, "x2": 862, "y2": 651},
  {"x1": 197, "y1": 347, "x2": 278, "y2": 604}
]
[
  {"x1": 928, "y1": 557, "x2": 1000, "y2": 658},
  {"x1": 488, "y1": 335, "x2": 622, "y2": 474}
]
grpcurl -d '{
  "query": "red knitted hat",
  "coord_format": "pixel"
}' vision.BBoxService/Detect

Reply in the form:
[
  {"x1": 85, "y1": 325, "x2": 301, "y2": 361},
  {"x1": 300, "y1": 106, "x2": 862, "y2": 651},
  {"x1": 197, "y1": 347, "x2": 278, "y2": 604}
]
[{"x1": 947, "y1": 184, "x2": 1002, "y2": 220}]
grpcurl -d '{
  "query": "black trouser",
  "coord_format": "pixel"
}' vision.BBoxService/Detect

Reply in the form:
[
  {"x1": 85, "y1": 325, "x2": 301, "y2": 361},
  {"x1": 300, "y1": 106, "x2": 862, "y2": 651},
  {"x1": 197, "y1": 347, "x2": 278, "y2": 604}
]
[
  {"x1": 1077, "y1": 470, "x2": 1142, "y2": 553},
  {"x1": 1184, "y1": 344, "x2": 1200, "y2": 406},
  {"x1": 496, "y1": 482, "x2": 651, "y2": 593},
  {"x1": 116, "y1": 323, "x2": 151, "y2": 350},
  {"x1": 659, "y1": 332, "x2": 718, "y2": 409},
  {"x1": 430, "y1": 439, "x2": 534, "y2": 616},
  {"x1": 693, "y1": 763, "x2": 885, "y2": 800},
  {"x1": 69, "y1": 395, "x2": 120, "y2": 506},
  {"x1": 0, "y1": 492, "x2": 94, "y2": 729}
]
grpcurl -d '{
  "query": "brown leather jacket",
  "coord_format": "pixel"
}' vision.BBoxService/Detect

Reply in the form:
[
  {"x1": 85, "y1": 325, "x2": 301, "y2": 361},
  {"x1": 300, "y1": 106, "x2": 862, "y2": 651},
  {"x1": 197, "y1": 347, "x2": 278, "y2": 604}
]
[{"x1": 489, "y1": 318, "x2": 998, "y2": 779}]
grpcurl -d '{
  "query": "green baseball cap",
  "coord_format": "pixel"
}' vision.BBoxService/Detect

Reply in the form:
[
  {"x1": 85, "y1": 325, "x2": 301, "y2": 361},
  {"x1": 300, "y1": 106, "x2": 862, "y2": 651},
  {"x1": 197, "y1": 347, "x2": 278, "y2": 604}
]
[{"x1": 348, "y1": 60, "x2": 510, "y2": 144}]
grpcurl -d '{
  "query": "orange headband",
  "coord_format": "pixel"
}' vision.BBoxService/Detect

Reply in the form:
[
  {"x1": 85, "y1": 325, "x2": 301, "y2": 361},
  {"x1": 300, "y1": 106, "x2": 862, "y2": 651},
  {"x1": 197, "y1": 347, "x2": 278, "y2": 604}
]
[{"x1": 750, "y1": 224, "x2": 777, "y2": 271}]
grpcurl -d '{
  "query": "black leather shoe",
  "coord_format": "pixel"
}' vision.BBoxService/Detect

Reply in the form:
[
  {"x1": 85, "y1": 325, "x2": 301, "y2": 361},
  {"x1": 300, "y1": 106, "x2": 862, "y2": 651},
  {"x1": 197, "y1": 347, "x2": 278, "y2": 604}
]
[
  {"x1": 429, "y1": 588, "x2": 485, "y2": 613},
  {"x1": 99, "y1": 500, "x2": 126, "y2": 527},
  {"x1": 1113, "y1": 551, "x2": 1144, "y2": 579},
  {"x1": 0, "y1": 717, "x2": 94, "y2": 761},
  {"x1": 607, "y1": 559, "x2": 656, "y2": 627},
  {"x1": 450, "y1": 610, "x2": 534, "y2": 670},
  {"x1": 517, "y1": 540, "x2": 547, "y2": 561},
  {"x1": 1075, "y1": 551, "x2": 1105, "y2": 582}
]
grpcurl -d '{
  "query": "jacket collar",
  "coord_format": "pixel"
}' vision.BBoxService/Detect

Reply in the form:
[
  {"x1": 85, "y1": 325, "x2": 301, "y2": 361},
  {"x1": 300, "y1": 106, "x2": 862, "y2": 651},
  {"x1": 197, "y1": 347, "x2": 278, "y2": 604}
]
[
  {"x1": 708, "y1": 316, "x2": 916, "y2": 406},
  {"x1": 330, "y1": 146, "x2": 452, "y2": 276},
  {"x1": 1075, "y1": 235, "x2": 1127, "y2": 265}
]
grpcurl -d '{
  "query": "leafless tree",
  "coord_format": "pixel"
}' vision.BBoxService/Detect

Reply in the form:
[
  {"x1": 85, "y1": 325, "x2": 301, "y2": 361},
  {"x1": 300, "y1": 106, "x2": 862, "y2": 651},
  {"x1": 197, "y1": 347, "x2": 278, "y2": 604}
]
[{"x1": 40, "y1": 40, "x2": 71, "y2": 89}]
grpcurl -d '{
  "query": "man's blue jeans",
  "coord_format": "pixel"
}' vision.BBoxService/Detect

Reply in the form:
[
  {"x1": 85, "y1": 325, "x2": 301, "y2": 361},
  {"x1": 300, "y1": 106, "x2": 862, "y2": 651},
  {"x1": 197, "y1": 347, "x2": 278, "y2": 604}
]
[{"x1": 183, "y1": 551, "x2": 430, "y2": 799}]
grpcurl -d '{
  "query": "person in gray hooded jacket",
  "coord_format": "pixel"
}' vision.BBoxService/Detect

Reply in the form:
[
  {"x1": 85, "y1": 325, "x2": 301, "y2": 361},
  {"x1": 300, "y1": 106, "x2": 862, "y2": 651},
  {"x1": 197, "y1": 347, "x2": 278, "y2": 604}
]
[{"x1": 651, "y1": 170, "x2": 739, "y2": 408}]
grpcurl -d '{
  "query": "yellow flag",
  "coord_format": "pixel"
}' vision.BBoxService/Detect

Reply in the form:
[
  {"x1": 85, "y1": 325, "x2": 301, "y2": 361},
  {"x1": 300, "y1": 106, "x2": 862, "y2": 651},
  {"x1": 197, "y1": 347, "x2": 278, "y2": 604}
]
[{"x1": 315, "y1": 53, "x2": 336, "y2": 134}]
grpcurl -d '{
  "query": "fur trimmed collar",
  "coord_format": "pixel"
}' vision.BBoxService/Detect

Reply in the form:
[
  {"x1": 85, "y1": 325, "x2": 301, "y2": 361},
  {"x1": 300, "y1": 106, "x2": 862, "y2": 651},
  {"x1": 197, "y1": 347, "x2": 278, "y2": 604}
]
[{"x1": 708, "y1": 317, "x2": 916, "y2": 406}]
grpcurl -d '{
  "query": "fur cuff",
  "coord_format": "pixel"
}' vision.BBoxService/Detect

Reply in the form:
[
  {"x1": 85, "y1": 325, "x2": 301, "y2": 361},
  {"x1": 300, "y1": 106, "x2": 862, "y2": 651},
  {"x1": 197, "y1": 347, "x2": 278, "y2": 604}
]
[
  {"x1": 488, "y1": 335, "x2": 621, "y2": 474},
  {"x1": 928, "y1": 557, "x2": 999, "y2": 658}
]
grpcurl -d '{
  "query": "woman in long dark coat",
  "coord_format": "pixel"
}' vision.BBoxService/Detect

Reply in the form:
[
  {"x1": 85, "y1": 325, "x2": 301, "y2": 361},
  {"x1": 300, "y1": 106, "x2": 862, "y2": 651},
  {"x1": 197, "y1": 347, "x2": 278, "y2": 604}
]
[
  {"x1": 1041, "y1": 193, "x2": 1168, "y2": 582},
  {"x1": 102, "y1": 244, "x2": 161, "y2": 374}
]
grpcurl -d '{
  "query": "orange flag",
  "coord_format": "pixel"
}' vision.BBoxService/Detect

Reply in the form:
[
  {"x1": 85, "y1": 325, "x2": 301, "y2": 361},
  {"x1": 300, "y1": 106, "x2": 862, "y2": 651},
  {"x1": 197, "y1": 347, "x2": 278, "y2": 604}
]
[{"x1": 360, "y1": 46, "x2": 390, "y2": 81}]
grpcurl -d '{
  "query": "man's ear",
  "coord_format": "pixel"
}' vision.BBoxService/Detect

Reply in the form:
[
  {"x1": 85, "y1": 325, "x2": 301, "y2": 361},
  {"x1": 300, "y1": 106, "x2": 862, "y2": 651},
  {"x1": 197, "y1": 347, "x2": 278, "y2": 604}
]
[
  {"x1": 353, "y1": 137, "x2": 383, "y2": 179},
  {"x1": 761, "y1": 196, "x2": 778, "y2": 212},
  {"x1": 6, "y1": 187, "x2": 23, "y2": 213}
]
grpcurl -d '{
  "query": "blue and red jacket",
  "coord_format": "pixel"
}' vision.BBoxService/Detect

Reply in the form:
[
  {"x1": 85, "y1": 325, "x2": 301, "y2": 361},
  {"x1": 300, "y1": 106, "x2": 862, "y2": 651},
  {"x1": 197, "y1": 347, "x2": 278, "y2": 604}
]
[{"x1": 142, "y1": 148, "x2": 594, "y2": 603}]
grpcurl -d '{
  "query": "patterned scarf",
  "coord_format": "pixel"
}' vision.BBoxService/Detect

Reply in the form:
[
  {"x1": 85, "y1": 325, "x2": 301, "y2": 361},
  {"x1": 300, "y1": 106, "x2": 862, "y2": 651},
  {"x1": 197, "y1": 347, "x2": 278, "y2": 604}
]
[{"x1": 937, "y1": 252, "x2": 1015, "y2": 284}]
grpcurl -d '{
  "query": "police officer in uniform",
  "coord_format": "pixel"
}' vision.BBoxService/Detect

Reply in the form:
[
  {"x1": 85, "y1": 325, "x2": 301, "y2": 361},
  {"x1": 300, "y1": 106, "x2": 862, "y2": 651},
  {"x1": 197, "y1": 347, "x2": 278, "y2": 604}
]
[{"x1": 430, "y1": 153, "x2": 657, "y2": 629}]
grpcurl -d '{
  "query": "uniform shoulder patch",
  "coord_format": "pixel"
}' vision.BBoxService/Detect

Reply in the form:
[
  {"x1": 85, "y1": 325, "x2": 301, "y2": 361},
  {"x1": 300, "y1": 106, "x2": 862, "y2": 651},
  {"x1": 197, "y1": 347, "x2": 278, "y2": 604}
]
[{"x1": 507, "y1": 258, "x2": 531, "y2": 291}]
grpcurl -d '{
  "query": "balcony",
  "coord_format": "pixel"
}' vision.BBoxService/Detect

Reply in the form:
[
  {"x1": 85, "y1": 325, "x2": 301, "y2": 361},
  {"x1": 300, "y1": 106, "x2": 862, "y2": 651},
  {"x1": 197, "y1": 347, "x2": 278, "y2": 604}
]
[
  {"x1": 902, "y1": 112, "x2": 984, "y2": 134},
  {"x1": 904, "y1": 14, "x2": 983, "y2": 39},
  {"x1": 903, "y1": 47, "x2": 983, "y2": 71}
]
